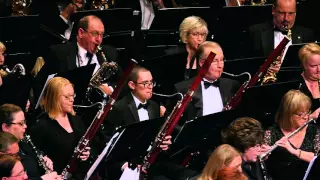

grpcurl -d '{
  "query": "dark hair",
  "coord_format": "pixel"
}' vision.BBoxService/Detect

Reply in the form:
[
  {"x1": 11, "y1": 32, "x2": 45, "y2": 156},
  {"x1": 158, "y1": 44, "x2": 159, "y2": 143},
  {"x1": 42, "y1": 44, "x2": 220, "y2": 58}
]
[
  {"x1": 0, "y1": 104, "x2": 22, "y2": 127},
  {"x1": 222, "y1": 117, "x2": 264, "y2": 153},
  {"x1": 77, "y1": 15, "x2": 101, "y2": 31},
  {"x1": 128, "y1": 66, "x2": 150, "y2": 82},
  {"x1": 0, "y1": 154, "x2": 21, "y2": 178},
  {"x1": 0, "y1": 132, "x2": 19, "y2": 153}
]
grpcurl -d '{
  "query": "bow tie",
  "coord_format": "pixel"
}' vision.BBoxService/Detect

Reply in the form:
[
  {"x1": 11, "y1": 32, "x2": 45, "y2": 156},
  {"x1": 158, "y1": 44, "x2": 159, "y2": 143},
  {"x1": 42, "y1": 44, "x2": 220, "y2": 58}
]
[
  {"x1": 274, "y1": 27, "x2": 289, "y2": 35},
  {"x1": 86, "y1": 52, "x2": 93, "y2": 59},
  {"x1": 138, "y1": 103, "x2": 149, "y2": 109},
  {"x1": 203, "y1": 80, "x2": 220, "y2": 89}
]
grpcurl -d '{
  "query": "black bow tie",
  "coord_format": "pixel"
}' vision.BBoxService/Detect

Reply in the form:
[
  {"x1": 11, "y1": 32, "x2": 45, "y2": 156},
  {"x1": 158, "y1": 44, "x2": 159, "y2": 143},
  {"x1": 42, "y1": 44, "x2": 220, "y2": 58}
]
[
  {"x1": 86, "y1": 52, "x2": 93, "y2": 59},
  {"x1": 274, "y1": 27, "x2": 289, "y2": 35},
  {"x1": 138, "y1": 103, "x2": 149, "y2": 109},
  {"x1": 203, "y1": 80, "x2": 220, "y2": 89}
]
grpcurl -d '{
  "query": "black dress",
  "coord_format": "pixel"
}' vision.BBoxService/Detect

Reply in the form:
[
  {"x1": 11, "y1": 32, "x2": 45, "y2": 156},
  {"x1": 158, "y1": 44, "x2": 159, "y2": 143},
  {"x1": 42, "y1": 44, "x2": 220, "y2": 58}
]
[
  {"x1": 30, "y1": 113, "x2": 86, "y2": 175},
  {"x1": 264, "y1": 124, "x2": 320, "y2": 180},
  {"x1": 298, "y1": 75, "x2": 320, "y2": 111}
]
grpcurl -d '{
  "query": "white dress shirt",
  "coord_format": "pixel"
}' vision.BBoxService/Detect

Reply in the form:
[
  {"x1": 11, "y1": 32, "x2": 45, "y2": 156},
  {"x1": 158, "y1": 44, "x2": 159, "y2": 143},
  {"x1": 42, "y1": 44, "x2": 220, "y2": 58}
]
[
  {"x1": 201, "y1": 79, "x2": 224, "y2": 116},
  {"x1": 132, "y1": 93, "x2": 149, "y2": 121},
  {"x1": 274, "y1": 31, "x2": 292, "y2": 62},
  {"x1": 139, "y1": 0, "x2": 155, "y2": 30}
]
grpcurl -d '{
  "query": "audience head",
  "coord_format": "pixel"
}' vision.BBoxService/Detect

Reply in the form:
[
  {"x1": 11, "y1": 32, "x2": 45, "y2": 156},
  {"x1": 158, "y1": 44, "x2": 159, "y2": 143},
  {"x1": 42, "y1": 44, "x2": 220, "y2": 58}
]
[
  {"x1": 272, "y1": 0, "x2": 296, "y2": 30},
  {"x1": 276, "y1": 90, "x2": 311, "y2": 130},
  {"x1": 128, "y1": 66, "x2": 154, "y2": 102},
  {"x1": 299, "y1": 43, "x2": 320, "y2": 81},
  {"x1": 0, "y1": 154, "x2": 28, "y2": 180},
  {"x1": 0, "y1": 132, "x2": 19, "y2": 155},
  {"x1": 222, "y1": 117, "x2": 264, "y2": 162},
  {"x1": 198, "y1": 144, "x2": 242, "y2": 180},
  {"x1": 41, "y1": 77, "x2": 75, "y2": 119},
  {"x1": 216, "y1": 167, "x2": 248, "y2": 180},
  {"x1": 197, "y1": 41, "x2": 224, "y2": 81},
  {"x1": 77, "y1": 15, "x2": 105, "y2": 54},
  {"x1": 0, "y1": 104, "x2": 26, "y2": 141},
  {"x1": 179, "y1": 16, "x2": 208, "y2": 51},
  {"x1": 0, "y1": 42, "x2": 6, "y2": 65}
]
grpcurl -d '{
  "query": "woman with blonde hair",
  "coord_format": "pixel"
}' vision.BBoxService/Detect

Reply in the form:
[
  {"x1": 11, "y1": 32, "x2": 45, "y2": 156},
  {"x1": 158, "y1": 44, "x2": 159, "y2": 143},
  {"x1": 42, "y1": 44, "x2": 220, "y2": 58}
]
[
  {"x1": 30, "y1": 77, "x2": 90, "y2": 176},
  {"x1": 264, "y1": 89, "x2": 320, "y2": 180},
  {"x1": 216, "y1": 167, "x2": 247, "y2": 180},
  {"x1": 197, "y1": 144, "x2": 242, "y2": 180}
]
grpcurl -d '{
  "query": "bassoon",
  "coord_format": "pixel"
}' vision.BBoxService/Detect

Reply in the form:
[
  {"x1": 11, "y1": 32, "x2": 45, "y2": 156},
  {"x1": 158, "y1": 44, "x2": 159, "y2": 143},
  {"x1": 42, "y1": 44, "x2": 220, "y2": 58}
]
[
  {"x1": 223, "y1": 36, "x2": 290, "y2": 110},
  {"x1": 61, "y1": 59, "x2": 137, "y2": 179},
  {"x1": 139, "y1": 51, "x2": 216, "y2": 180}
]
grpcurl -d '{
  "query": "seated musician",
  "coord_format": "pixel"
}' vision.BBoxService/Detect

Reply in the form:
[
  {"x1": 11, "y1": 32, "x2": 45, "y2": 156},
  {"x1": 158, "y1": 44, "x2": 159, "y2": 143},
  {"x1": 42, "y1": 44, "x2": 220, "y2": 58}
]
[
  {"x1": 194, "y1": 144, "x2": 242, "y2": 180},
  {"x1": 216, "y1": 167, "x2": 248, "y2": 180},
  {"x1": 248, "y1": 0, "x2": 315, "y2": 58},
  {"x1": 0, "y1": 104, "x2": 60, "y2": 180},
  {"x1": 165, "y1": 16, "x2": 208, "y2": 80},
  {"x1": 264, "y1": 90, "x2": 320, "y2": 180},
  {"x1": 297, "y1": 43, "x2": 320, "y2": 114},
  {"x1": 34, "y1": 15, "x2": 118, "y2": 101},
  {"x1": 174, "y1": 41, "x2": 240, "y2": 121},
  {"x1": 222, "y1": 117, "x2": 272, "y2": 180},
  {"x1": 0, "y1": 154, "x2": 28, "y2": 180},
  {"x1": 29, "y1": 77, "x2": 90, "y2": 178}
]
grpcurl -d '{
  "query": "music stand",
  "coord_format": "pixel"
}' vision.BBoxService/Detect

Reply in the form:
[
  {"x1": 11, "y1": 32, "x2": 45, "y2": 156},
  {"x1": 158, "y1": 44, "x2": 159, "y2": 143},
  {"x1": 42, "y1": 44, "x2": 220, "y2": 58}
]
[
  {"x1": 281, "y1": 42, "x2": 320, "y2": 68},
  {"x1": 303, "y1": 156, "x2": 320, "y2": 180}
]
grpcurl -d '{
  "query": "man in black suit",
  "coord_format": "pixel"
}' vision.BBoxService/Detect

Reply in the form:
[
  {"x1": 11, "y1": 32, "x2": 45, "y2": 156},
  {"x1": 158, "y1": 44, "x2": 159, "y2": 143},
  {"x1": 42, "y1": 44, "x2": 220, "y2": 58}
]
[
  {"x1": 249, "y1": 0, "x2": 315, "y2": 58},
  {"x1": 175, "y1": 41, "x2": 240, "y2": 122},
  {"x1": 34, "y1": 15, "x2": 118, "y2": 101}
]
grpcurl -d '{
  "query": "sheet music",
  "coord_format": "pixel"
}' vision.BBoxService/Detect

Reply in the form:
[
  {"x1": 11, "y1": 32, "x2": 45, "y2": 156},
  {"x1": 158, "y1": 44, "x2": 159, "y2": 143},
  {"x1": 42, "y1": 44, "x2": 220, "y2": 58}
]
[
  {"x1": 35, "y1": 73, "x2": 56, "y2": 109},
  {"x1": 303, "y1": 156, "x2": 318, "y2": 180},
  {"x1": 119, "y1": 167, "x2": 140, "y2": 180},
  {"x1": 85, "y1": 129, "x2": 125, "y2": 180}
]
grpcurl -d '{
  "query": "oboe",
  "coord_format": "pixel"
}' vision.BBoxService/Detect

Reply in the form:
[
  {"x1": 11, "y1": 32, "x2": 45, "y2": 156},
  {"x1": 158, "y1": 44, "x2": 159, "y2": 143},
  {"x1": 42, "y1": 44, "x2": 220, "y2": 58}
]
[{"x1": 23, "y1": 134, "x2": 52, "y2": 174}]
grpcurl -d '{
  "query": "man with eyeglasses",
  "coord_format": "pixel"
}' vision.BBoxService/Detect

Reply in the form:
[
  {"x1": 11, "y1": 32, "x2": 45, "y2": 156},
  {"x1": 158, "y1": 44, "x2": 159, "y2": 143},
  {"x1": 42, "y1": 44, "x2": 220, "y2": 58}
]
[
  {"x1": 0, "y1": 104, "x2": 61, "y2": 180},
  {"x1": 174, "y1": 41, "x2": 240, "y2": 122},
  {"x1": 249, "y1": 0, "x2": 315, "y2": 58},
  {"x1": 34, "y1": 15, "x2": 118, "y2": 102}
]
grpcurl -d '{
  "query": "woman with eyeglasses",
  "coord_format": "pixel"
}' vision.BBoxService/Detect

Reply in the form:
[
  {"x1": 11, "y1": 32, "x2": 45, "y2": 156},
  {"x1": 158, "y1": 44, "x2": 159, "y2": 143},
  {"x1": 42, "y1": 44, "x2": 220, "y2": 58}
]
[
  {"x1": 165, "y1": 16, "x2": 208, "y2": 80},
  {"x1": 30, "y1": 77, "x2": 90, "y2": 177},
  {"x1": 263, "y1": 89, "x2": 320, "y2": 180},
  {"x1": 0, "y1": 154, "x2": 28, "y2": 180}
]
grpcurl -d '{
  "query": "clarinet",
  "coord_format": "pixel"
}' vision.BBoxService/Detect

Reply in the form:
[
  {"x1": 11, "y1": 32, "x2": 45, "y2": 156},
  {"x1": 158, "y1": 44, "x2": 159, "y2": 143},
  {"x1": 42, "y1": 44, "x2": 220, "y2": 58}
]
[
  {"x1": 139, "y1": 51, "x2": 216, "y2": 180},
  {"x1": 23, "y1": 134, "x2": 52, "y2": 174}
]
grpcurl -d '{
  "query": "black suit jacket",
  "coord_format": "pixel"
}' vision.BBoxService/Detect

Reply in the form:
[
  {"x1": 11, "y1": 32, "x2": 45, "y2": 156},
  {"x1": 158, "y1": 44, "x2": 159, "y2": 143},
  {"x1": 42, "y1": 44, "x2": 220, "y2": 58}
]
[
  {"x1": 249, "y1": 21, "x2": 315, "y2": 57},
  {"x1": 174, "y1": 77, "x2": 240, "y2": 121},
  {"x1": 33, "y1": 42, "x2": 118, "y2": 101}
]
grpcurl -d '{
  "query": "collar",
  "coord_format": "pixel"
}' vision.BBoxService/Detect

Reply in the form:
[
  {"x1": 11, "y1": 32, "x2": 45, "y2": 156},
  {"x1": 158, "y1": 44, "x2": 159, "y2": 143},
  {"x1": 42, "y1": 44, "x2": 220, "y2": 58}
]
[
  {"x1": 77, "y1": 43, "x2": 88, "y2": 59},
  {"x1": 131, "y1": 93, "x2": 147, "y2": 109}
]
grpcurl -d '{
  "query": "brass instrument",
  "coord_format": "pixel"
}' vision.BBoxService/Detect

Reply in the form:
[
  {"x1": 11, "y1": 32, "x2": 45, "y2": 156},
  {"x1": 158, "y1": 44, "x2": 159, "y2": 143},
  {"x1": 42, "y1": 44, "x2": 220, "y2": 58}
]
[
  {"x1": 23, "y1": 134, "x2": 52, "y2": 174},
  {"x1": 12, "y1": 0, "x2": 32, "y2": 16},
  {"x1": 0, "y1": 64, "x2": 26, "y2": 77},
  {"x1": 91, "y1": 0, "x2": 113, "y2": 10},
  {"x1": 250, "y1": 0, "x2": 266, "y2": 5},
  {"x1": 261, "y1": 27, "x2": 292, "y2": 85}
]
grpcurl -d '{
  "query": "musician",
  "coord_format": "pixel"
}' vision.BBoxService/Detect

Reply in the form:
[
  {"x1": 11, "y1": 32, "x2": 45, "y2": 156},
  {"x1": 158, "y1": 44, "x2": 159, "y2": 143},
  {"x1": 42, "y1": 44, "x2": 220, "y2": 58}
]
[
  {"x1": 34, "y1": 15, "x2": 118, "y2": 101},
  {"x1": 297, "y1": 43, "x2": 320, "y2": 113},
  {"x1": 104, "y1": 66, "x2": 173, "y2": 179},
  {"x1": 0, "y1": 154, "x2": 28, "y2": 180},
  {"x1": 30, "y1": 77, "x2": 90, "y2": 177},
  {"x1": 0, "y1": 104, "x2": 60, "y2": 180},
  {"x1": 264, "y1": 90, "x2": 320, "y2": 180},
  {"x1": 174, "y1": 41, "x2": 240, "y2": 121},
  {"x1": 222, "y1": 117, "x2": 272, "y2": 180},
  {"x1": 165, "y1": 16, "x2": 208, "y2": 80},
  {"x1": 195, "y1": 144, "x2": 242, "y2": 180},
  {"x1": 249, "y1": 0, "x2": 315, "y2": 58},
  {"x1": 0, "y1": 131, "x2": 20, "y2": 155}
]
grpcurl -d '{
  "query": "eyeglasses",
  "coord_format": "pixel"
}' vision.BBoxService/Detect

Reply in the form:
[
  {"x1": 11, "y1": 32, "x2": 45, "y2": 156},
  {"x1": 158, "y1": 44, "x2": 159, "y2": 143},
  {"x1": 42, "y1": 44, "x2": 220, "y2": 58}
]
[
  {"x1": 276, "y1": 10, "x2": 296, "y2": 17},
  {"x1": 294, "y1": 111, "x2": 311, "y2": 118},
  {"x1": 8, "y1": 120, "x2": 27, "y2": 126},
  {"x1": 85, "y1": 30, "x2": 105, "y2": 38},
  {"x1": 10, "y1": 170, "x2": 27, "y2": 177},
  {"x1": 135, "y1": 80, "x2": 156, "y2": 88},
  {"x1": 189, "y1": 32, "x2": 208, "y2": 37},
  {"x1": 61, "y1": 94, "x2": 76, "y2": 101}
]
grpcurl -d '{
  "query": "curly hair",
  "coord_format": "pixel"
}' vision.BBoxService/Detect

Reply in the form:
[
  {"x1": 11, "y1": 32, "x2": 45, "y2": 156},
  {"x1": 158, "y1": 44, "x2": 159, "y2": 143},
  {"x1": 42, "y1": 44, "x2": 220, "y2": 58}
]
[{"x1": 222, "y1": 117, "x2": 264, "y2": 153}]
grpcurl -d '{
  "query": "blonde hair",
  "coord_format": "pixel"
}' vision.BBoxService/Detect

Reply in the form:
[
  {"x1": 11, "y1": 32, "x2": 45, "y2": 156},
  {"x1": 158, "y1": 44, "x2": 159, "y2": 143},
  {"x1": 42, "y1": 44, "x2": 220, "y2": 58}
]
[
  {"x1": 0, "y1": 42, "x2": 6, "y2": 52},
  {"x1": 216, "y1": 167, "x2": 248, "y2": 180},
  {"x1": 276, "y1": 90, "x2": 311, "y2": 129},
  {"x1": 30, "y1": 57, "x2": 45, "y2": 77},
  {"x1": 41, "y1": 77, "x2": 75, "y2": 119},
  {"x1": 198, "y1": 144, "x2": 241, "y2": 180},
  {"x1": 299, "y1": 43, "x2": 320, "y2": 67},
  {"x1": 179, "y1": 16, "x2": 208, "y2": 44}
]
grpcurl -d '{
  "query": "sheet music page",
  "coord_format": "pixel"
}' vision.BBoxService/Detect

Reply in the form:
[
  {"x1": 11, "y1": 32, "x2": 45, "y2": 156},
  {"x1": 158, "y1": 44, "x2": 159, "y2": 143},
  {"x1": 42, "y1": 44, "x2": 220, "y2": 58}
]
[
  {"x1": 303, "y1": 156, "x2": 318, "y2": 180},
  {"x1": 119, "y1": 167, "x2": 140, "y2": 180},
  {"x1": 35, "y1": 73, "x2": 56, "y2": 109}
]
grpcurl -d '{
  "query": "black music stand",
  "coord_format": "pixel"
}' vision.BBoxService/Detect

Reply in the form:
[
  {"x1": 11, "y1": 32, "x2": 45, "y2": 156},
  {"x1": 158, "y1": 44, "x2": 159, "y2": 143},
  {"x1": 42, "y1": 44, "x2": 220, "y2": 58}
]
[
  {"x1": 238, "y1": 80, "x2": 301, "y2": 128},
  {"x1": 303, "y1": 156, "x2": 320, "y2": 180},
  {"x1": 281, "y1": 42, "x2": 320, "y2": 68},
  {"x1": 169, "y1": 109, "x2": 243, "y2": 171}
]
